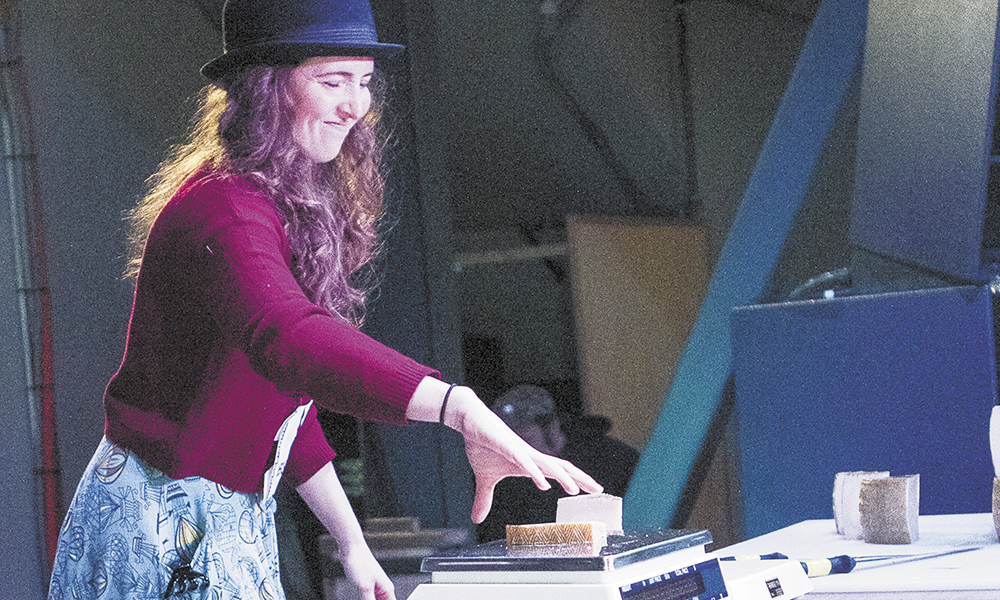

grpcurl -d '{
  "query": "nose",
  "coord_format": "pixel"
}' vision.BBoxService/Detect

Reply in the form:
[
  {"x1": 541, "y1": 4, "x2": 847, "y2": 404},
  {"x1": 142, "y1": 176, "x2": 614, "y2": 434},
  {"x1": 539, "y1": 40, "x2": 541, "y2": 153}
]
[{"x1": 337, "y1": 85, "x2": 364, "y2": 121}]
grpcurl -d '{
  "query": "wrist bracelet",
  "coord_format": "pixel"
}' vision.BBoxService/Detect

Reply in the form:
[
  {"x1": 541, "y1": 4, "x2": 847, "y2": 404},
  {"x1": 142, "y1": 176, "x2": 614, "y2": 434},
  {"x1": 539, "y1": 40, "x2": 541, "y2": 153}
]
[{"x1": 439, "y1": 383, "x2": 458, "y2": 425}]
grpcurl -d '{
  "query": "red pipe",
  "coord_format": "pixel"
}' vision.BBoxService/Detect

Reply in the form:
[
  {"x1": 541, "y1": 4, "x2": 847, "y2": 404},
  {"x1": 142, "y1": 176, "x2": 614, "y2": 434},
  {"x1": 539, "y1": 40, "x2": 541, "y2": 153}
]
[
  {"x1": 34, "y1": 190, "x2": 61, "y2": 571},
  {"x1": 16, "y1": 55, "x2": 63, "y2": 570}
]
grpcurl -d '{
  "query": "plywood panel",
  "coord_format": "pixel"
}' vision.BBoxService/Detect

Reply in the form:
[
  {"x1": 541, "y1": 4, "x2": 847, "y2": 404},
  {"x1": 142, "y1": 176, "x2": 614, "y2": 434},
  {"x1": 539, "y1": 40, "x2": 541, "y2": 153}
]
[{"x1": 568, "y1": 217, "x2": 710, "y2": 450}]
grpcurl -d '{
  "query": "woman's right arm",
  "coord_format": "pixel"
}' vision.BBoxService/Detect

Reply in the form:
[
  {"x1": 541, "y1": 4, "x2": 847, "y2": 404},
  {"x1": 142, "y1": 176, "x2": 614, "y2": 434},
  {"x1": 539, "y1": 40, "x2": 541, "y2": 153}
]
[{"x1": 188, "y1": 176, "x2": 437, "y2": 424}]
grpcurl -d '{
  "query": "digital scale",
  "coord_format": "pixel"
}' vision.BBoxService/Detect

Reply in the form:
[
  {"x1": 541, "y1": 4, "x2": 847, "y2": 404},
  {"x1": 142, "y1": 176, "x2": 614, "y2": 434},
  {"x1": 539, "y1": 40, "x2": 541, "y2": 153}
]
[{"x1": 407, "y1": 530, "x2": 812, "y2": 600}]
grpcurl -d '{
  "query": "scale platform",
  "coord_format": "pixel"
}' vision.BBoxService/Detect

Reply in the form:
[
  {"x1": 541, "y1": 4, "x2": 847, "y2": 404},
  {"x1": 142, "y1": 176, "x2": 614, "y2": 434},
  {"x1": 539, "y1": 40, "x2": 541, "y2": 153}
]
[{"x1": 409, "y1": 530, "x2": 812, "y2": 600}]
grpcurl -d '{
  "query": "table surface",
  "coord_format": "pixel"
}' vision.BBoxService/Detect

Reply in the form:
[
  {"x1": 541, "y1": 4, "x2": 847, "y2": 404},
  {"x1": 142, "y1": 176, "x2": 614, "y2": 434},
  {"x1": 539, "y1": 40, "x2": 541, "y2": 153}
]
[{"x1": 719, "y1": 513, "x2": 1000, "y2": 596}]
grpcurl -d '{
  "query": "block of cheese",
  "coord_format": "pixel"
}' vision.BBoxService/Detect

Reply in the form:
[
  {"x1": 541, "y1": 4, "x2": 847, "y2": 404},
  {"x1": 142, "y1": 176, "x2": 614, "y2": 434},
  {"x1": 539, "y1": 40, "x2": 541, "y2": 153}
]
[
  {"x1": 506, "y1": 521, "x2": 608, "y2": 548},
  {"x1": 859, "y1": 474, "x2": 919, "y2": 544},
  {"x1": 833, "y1": 471, "x2": 889, "y2": 539},
  {"x1": 556, "y1": 493, "x2": 623, "y2": 534}
]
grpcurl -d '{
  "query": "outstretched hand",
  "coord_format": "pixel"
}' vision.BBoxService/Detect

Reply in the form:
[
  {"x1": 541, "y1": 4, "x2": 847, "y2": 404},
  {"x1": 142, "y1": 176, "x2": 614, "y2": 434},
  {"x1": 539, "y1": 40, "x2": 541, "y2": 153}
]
[
  {"x1": 444, "y1": 386, "x2": 604, "y2": 523},
  {"x1": 465, "y1": 438, "x2": 603, "y2": 523}
]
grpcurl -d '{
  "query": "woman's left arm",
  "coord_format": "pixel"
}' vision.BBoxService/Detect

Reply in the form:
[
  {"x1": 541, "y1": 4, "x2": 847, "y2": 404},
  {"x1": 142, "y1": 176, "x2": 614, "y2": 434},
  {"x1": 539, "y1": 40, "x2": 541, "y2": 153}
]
[{"x1": 297, "y1": 463, "x2": 395, "y2": 600}]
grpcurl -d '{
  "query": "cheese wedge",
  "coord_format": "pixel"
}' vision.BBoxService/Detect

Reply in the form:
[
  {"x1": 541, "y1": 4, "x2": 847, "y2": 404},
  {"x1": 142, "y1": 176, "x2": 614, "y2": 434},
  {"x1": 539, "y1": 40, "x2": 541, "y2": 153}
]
[{"x1": 557, "y1": 493, "x2": 623, "y2": 534}]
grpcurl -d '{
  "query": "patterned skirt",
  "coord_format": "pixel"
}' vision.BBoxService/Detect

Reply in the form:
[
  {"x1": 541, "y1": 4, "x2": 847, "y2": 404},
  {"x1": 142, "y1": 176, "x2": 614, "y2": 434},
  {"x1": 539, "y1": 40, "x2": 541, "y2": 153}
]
[{"x1": 47, "y1": 437, "x2": 287, "y2": 600}]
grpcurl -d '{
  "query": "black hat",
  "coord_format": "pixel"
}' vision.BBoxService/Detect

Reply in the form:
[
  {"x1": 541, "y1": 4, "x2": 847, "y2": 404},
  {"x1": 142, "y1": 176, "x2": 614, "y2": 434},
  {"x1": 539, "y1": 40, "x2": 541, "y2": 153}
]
[{"x1": 201, "y1": 0, "x2": 405, "y2": 82}]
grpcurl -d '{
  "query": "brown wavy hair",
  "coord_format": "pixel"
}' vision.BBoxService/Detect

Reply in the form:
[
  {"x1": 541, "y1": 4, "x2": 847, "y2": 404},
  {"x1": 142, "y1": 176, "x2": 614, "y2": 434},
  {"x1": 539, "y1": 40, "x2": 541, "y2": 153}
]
[{"x1": 126, "y1": 64, "x2": 388, "y2": 326}]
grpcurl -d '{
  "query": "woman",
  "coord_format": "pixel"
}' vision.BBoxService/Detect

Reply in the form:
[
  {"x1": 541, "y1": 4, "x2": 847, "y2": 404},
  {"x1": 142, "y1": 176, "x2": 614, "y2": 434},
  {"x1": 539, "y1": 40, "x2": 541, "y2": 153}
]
[{"x1": 46, "y1": 1, "x2": 602, "y2": 599}]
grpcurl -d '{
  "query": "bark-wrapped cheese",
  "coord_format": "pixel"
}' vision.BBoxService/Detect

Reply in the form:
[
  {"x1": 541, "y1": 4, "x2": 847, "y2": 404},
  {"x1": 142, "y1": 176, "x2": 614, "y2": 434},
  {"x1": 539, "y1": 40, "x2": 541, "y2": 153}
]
[
  {"x1": 505, "y1": 521, "x2": 608, "y2": 548},
  {"x1": 859, "y1": 474, "x2": 919, "y2": 544}
]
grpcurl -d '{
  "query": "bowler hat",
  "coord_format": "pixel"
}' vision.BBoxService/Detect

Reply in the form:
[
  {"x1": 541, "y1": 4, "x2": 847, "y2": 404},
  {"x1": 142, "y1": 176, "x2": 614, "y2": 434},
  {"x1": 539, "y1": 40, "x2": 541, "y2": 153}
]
[{"x1": 201, "y1": 0, "x2": 405, "y2": 83}]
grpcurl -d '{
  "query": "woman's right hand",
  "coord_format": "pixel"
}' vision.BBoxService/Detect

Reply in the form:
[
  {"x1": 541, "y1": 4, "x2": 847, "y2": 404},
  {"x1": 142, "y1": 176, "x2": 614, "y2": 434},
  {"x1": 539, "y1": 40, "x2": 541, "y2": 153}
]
[{"x1": 441, "y1": 385, "x2": 604, "y2": 523}]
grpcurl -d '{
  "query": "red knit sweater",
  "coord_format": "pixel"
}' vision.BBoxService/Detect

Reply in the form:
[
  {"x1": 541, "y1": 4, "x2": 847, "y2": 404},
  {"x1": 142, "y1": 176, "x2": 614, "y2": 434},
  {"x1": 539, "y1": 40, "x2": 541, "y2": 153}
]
[{"x1": 104, "y1": 171, "x2": 438, "y2": 493}]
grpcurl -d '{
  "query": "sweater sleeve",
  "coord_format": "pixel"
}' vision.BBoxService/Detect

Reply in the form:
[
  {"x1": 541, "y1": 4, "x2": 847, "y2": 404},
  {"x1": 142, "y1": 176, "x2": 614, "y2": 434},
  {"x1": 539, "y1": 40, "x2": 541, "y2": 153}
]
[
  {"x1": 283, "y1": 403, "x2": 339, "y2": 489},
  {"x1": 175, "y1": 174, "x2": 439, "y2": 423}
]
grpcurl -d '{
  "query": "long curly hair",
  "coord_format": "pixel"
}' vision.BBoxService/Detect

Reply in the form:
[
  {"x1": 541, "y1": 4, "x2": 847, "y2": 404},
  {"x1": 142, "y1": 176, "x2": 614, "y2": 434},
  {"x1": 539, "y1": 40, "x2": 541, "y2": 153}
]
[{"x1": 126, "y1": 64, "x2": 388, "y2": 326}]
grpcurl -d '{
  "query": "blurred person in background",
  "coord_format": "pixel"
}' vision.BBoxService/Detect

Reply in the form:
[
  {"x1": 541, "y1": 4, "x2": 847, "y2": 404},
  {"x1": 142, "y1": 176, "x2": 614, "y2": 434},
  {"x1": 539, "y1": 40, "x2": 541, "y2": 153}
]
[{"x1": 476, "y1": 384, "x2": 638, "y2": 543}]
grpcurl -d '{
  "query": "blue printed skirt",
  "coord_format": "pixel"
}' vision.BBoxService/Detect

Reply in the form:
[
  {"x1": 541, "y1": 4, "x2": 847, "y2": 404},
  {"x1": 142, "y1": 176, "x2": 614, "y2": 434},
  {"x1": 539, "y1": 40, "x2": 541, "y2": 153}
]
[
  {"x1": 48, "y1": 402, "x2": 312, "y2": 599},
  {"x1": 48, "y1": 400, "x2": 312, "y2": 599},
  {"x1": 47, "y1": 438, "x2": 288, "y2": 600}
]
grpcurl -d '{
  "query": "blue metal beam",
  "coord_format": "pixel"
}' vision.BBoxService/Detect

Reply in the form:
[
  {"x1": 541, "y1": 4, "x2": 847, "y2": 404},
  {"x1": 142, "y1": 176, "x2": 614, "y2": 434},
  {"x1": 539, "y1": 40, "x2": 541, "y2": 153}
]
[{"x1": 624, "y1": 0, "x2": 868, "y2": 529}]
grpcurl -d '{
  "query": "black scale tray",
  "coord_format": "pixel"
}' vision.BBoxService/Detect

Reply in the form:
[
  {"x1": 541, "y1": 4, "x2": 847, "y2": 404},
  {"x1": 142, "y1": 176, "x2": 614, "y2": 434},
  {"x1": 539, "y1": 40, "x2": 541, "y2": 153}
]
[{"x1": 421, "y1": 529, "x2": 712, "y2": 573}]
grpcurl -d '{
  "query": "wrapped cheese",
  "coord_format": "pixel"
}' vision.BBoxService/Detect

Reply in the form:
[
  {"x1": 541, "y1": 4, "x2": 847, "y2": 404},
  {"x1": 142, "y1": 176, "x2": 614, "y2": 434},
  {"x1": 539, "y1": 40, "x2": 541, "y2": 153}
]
[
  {"x1": 859, "y1": 475, "x2": 920, "y2": 544},
  {"x1": 833, "y1": 471, "x2": 889, "y2": 539},
  {"x1": 506, "y1": 521, "x2": 608, "y2": 548}
]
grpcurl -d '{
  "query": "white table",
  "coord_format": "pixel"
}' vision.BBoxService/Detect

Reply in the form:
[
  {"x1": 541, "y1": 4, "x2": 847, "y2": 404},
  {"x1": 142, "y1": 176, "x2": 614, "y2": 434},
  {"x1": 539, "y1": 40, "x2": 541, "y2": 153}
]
[{"x1": 719, "y1": 513, "x2": 1000, "y2": 599}]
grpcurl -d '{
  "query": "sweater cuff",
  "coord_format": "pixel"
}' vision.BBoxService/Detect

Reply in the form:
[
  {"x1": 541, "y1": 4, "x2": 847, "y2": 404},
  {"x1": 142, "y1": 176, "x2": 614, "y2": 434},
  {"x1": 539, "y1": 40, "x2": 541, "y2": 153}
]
[
  {"x1": 387, "y1": 360, "x2": 441, "y2": 424},
  {"x1": 283, "y1": 404, "x2": 338, "y2": 489}
]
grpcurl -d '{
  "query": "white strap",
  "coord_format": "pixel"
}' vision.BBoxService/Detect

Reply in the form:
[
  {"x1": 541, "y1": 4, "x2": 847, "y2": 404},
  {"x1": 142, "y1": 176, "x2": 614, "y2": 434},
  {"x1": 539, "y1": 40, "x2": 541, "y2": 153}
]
[{"x1": 262, "y1": 400, "x2": 313, "y2": 500}]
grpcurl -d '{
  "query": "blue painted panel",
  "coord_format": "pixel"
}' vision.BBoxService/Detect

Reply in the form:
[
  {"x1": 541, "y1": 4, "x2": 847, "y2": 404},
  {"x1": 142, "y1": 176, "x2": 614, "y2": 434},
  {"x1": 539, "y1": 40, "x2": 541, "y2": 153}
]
[{"x1": 732, "y1": 286, "x2": 997, "y2": 538}]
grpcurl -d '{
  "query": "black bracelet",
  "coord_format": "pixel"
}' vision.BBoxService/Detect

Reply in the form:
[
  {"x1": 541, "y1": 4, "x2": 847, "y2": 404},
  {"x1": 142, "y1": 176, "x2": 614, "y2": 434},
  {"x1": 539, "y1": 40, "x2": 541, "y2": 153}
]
[{"x1": 439, "y1": 383, "x2": 458, "y2": 425}]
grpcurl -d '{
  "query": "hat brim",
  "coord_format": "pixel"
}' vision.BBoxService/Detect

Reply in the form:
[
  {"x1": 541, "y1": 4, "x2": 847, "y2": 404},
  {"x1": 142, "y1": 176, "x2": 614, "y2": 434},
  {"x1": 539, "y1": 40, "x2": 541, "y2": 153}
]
[{"x1": 201, "y1": 41, "x2": 405, "y2": 83}]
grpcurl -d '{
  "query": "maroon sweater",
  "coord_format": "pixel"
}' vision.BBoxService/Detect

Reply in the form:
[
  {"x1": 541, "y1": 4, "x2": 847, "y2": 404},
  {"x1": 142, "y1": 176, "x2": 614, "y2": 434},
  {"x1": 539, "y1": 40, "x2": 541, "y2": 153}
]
[{"x1": 104, "y1": 171, "x2": 438, "y2": 493}]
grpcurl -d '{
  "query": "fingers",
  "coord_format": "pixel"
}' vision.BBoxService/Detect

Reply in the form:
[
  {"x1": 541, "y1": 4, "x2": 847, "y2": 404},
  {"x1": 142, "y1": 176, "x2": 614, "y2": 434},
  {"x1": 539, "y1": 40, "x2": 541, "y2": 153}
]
[
  {"x1": 342, "y1": 548, "x2": 395, "y2": 600},
  {"x1": 552, "y1": 457, "x2": 604, "y2": 495},
  {"x1": 516, "y1": 452, "x2": 553, "y2": 492},
  {"x1": 527, "y1": 453, "x2": 605, "y2": 497},
  {"x1": 375, "y1": 582, "x2": 396, "y2": 600},
  {"x1": 542, "y1": 464, "x2": 578, "y2": 495},
  {"x1": 467, "y1": 450, "x2": 605, "y2": 524},
  {"x1": 358, "y1": 576, "x2": 395, "y2": 600},
  {"x1": 461, "y1": 412, "x2": 607, "y2": 523},
  {"x1": 471, "y1": 476, "x2": 498, "y2": 524},
  {"x1": 359, "y1": 585, "x2": 394, "y2": 600}
]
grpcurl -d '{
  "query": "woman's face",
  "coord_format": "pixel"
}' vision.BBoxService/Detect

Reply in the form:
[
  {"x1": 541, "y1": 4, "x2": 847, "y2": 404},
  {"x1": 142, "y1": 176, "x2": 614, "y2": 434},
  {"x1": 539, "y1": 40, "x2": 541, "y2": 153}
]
[{"x1": 288, "y1": 56, "x2": 374, "y2": 163}]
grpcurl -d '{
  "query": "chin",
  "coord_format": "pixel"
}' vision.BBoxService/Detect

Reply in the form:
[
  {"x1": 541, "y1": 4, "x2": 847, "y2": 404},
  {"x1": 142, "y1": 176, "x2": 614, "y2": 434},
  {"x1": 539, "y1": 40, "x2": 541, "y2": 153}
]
[{"x1": 302, "y1": 143, "x2": 346, "y2": 164}]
